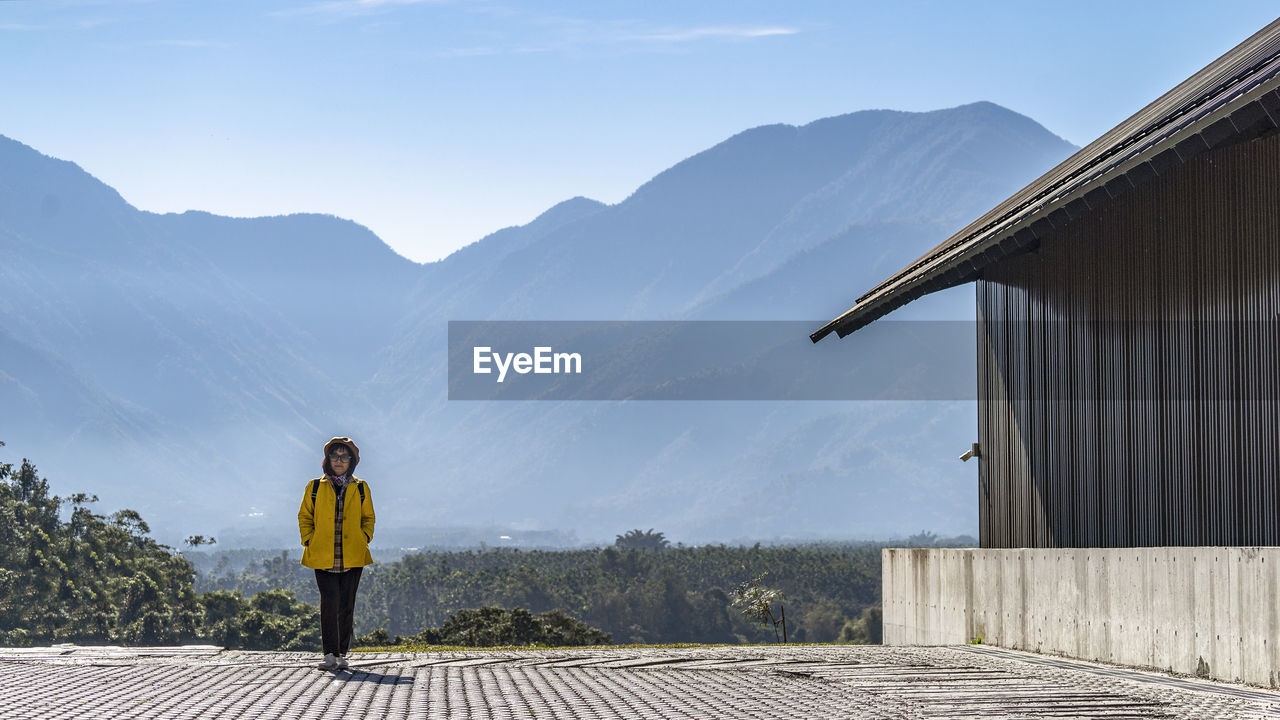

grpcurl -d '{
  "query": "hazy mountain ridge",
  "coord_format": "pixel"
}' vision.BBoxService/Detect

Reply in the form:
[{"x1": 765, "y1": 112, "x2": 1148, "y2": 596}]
[
  {"x1": 698, "y1": 102, "x2": 1075, "y2": 305},
  {"x1": 0, "y1": 104, "x2": 1075, "y2": 544},
  {"x1": 414, "y1": 102, "x2": 1073, "y2": 323},
  {"x1": 0, "y1": 136, "x2": 400, "y2": 520},
  {"x1": 366, "y1": 103, "x2": 1072, "y2": 420}
]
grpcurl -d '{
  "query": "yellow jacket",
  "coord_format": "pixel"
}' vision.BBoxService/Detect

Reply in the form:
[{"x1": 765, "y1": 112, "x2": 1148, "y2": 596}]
[{"x1": 298, "y1": 476, "x2": 375, "y2": 569}]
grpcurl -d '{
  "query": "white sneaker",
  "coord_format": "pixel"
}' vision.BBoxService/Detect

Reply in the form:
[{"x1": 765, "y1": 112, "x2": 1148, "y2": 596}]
[
  {"x1": 336, "y1": 656, "x2": 349, "y2": 670},
  {"x1": 317, "y1": 653, "x2": 337, "y2": 670}
]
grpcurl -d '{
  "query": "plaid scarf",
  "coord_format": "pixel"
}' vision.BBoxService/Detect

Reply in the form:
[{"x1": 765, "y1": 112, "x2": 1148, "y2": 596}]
[{"x1": 327, "y1": 474, "x2": 349, "y2": 572}]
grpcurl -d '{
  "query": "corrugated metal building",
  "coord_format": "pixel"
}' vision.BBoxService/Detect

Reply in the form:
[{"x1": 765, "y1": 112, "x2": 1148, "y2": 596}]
[
  {"x1": 814, "y1": 17, "x2": 1280, "y2": 550},
  {"x1": 813, "y1": 18, "x2": 1280, "y2": 684}
]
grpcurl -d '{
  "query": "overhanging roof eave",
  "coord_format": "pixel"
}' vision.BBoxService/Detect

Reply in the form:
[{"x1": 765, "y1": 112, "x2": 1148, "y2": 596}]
[{"x1": 813, "y1": 17, "x2": 1280, "y2": 343}]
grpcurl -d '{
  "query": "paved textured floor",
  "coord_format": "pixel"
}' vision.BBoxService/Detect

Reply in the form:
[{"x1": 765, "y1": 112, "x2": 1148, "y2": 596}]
[{"x1": 2, "y1": 644, "x2": 1280, "y2": 719}]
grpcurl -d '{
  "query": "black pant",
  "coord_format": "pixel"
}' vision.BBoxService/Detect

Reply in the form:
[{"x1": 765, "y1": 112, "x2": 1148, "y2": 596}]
[{"x1": 315, "y1": 567, "x2": 362, "y2": 656}]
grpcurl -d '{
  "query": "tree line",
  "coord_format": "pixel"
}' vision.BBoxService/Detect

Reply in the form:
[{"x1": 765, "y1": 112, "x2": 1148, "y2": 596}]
[
  {"x1": 0, "y1": 450, "x2": 326, "y2": 650},
  {"x1": 198, "y1": 529, "x2": 888, "y2": 645},
  {"x1": 1, "y1": 450, "x2": 888, "y2": 649}
]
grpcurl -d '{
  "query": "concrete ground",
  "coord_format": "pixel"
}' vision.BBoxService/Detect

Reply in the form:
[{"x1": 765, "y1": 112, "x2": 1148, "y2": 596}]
[{"x1": 3, "y1": 644, "x2": 1280, "y2": 719}]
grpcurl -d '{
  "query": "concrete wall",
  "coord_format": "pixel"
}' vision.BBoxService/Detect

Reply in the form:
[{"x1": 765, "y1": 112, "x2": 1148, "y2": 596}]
[{"x1": 883, "y1": 547, "x2": 1280, "y2": 688}]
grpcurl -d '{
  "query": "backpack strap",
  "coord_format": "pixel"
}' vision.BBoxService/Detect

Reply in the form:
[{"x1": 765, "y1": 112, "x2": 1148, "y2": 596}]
[{"x1": 314, "y1": 477, "x2": 365, "y2": 507}]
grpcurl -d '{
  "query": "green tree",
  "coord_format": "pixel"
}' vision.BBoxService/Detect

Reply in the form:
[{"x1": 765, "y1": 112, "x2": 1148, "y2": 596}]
[
  {"x1": 731, "y1": 573, "x2": 788, "y2": 643},
  {"x1": 236, "y1": 589, "x2": 320, "y2": 650},
  {"x1": 411, "y1": 606, "x2": 609, "y2": 647},
  {"x1": 0, "y1": 446, "x2": 317, "y2": 651},
  {"x1": 839, "y1": 606, "x2": 883, "y2": 644},
  {"x1": 199, "y1": 590, "x2": 249, "y2": 648},
  {"x1": 537, "y1": 609, "x2": 611, "y2": 646},
  {"x1": 905, "y1": 530, "x2": 938, "y2": 547},
  {"x1": 0, "y1": 453, "x2": 203, "y2": 645},
  {"x1": 614, "y1": 529, "x2": 670, "y2": 551},
  {"x1": 801, "y1": 600, "x2": 848, "y2": 643}
]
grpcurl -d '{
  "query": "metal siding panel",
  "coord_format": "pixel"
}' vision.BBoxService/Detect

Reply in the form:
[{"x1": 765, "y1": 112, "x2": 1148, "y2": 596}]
[
  {"x1": 977, "y1": 281, "x2": 994, "y2": 547},
  {"x1": 977, "y1": 129, "x2": 1280, "y2": 548}
]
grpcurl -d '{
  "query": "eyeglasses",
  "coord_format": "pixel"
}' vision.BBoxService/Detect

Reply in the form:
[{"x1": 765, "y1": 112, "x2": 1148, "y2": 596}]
[{"x1": 328, "y1": 454, "x2": 352, "y2": 463}]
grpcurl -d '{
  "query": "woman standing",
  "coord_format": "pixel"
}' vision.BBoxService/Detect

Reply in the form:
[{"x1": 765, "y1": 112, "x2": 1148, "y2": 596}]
[{"x1": 298, "y1": 436, "x2": 376, "y2": 670}]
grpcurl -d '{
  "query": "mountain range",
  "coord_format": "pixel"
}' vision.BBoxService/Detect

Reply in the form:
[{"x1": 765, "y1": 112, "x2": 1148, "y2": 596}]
[{"x1": 0, "y1": 101, "x2": 1075, "y2": 547}]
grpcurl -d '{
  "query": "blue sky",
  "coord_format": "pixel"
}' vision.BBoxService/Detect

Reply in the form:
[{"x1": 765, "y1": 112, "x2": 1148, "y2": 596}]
[{"x1": 3, "y1": 1, "x2": 1277, "y2": 263}]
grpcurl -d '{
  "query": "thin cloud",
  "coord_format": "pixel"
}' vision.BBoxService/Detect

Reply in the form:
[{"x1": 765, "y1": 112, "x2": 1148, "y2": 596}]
[
  {"x1": 151, "y1": 39, "x2": 230, "y2": 48},
  {"x1": 437, "y1": 46, "x2": 502, "y2": 58},
  {"x1": 437, "y1": 45, "x2": 550, "y2": 58},
  {"x1": 635, "y1": 26, "x2": 799, "y2": 43},
  {"x1": 435, "y1": 21, "x2": 801, "y2": 58},
  {"x1": 274, "y1": 0, "x2": 446, "y2": 20},
  {"x1": 76, "y1": 18, "x2": 118, "y2": 29}
]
